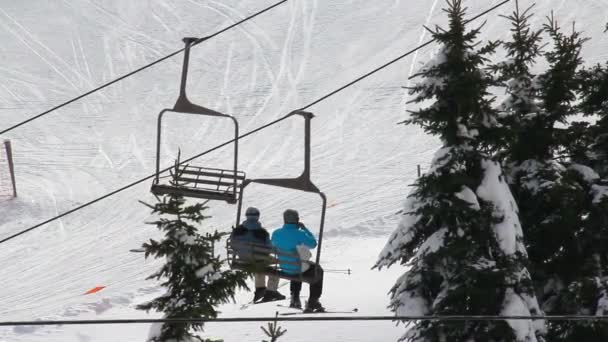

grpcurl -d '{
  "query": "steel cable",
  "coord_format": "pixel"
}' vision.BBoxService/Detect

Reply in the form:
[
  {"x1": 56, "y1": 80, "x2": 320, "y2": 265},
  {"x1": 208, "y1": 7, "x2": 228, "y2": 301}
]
[
  {"x1": 0, "y1": 0, "x2": 511, "y2": 245},
  {"x1": 1, "y1": 314, "x2": 607, "y2": 326}
]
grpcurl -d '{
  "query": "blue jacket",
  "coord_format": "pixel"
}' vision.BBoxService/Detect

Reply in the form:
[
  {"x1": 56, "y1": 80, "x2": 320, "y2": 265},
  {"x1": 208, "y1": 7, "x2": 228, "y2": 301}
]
[
  {"x1": 271, "y1": 223, "x2": 317, "y2": 274},
  {"x1": 230, "y1": 218, "x2": 271, "y2": 260}
]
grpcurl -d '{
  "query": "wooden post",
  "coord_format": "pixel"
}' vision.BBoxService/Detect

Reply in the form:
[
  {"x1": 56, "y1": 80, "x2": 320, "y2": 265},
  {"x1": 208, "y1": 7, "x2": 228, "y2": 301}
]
[
  {"x1": 417, "y1": 164, "x2": 421, "y2": 177},
  {"x1": 4, "y1": 140, "x2": 16, "y2": 197}
]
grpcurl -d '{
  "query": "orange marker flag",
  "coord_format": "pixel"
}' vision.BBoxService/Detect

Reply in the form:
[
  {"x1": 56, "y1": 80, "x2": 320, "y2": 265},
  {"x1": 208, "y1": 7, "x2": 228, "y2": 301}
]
[{"x1": 84, "y1": 286, "x2": 106, "y2": 295}]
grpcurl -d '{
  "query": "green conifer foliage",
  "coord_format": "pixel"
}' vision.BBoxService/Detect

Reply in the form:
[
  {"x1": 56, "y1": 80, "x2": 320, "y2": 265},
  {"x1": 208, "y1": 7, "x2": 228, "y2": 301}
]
[
  {"x1": 547, "y1": 25, "x2": 608, "y2": 342},
  {"x1": 138, "y1": 190, "x2": 248, "y2": 342},
  {"x1": 405, "y1": 1, "x2": 502, "y2": 151},
  {"x1": 492, "y1": 1, "x2": 543, "y2": 162},
  {"x1": 498, "y1": 7, "x2": 608, "y2": 341},
  {"x1": 578, "y1": 62, "x2": 608, "y2": 177},
  {"x1": 377, "y1": 2, "x2": 543, "y2": 341},
  {"x1": 518, "y1": 14, "x2": 589, "y2": 306}
]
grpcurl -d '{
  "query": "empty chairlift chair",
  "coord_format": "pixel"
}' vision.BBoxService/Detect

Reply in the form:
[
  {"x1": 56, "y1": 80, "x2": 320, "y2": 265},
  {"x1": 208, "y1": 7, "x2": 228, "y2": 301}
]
[
  {"x1": 226, "y1": 111, "x2": 326, "y2": 283},
  {"x1": 151, "y1": 37, "x2": 245, "y2": 203}
]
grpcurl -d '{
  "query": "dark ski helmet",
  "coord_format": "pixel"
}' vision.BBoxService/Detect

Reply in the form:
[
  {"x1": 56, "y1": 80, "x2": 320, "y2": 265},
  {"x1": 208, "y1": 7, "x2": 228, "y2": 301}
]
[
  {"x1": 245, "y1": 207, "x2": 260, "y2": 218},
  {"x1": 283, "y1": 209, "x2": 299, "y2": 224}
]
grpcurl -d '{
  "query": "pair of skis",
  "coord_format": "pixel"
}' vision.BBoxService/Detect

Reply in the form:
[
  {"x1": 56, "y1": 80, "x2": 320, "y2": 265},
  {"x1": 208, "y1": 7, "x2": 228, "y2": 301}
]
[
  {"x1": 276, "y1": 304, "x2": 358, "y2": 316},
  {"x1": 240, "y1": 299, "x2": 358, "y2": 315}
]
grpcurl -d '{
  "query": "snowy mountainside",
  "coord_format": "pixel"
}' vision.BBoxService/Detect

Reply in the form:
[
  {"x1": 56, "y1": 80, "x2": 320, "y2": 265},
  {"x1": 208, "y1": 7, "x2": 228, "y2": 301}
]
[{"x1": 0, "y1": 0, "x2": 607, "y2": 341}]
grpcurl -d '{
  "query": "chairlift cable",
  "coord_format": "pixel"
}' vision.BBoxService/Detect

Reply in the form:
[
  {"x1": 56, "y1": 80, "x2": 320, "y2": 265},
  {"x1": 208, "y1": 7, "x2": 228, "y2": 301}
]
[
  {"x1": 0, "y1": 114, "x2": 287, "y2": 245},
  {"x1": 0, "y1": 0, "x2": 511, "y2": 246},
  {"x1": 1, "y1": 314, "x2": 608, "y2": 327}
]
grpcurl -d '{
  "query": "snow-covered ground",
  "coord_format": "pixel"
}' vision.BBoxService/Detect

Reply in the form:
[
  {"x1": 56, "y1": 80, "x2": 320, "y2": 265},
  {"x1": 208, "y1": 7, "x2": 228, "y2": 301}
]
[{"x1": 0, "y1": 0, "x2": 607, "y2": 341}]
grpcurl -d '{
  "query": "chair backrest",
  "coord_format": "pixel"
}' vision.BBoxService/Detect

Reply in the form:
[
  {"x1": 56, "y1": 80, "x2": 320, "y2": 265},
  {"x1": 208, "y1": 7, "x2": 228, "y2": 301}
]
[{"x1": 226, "y1": 239, "x2": 312, "y2": 277}]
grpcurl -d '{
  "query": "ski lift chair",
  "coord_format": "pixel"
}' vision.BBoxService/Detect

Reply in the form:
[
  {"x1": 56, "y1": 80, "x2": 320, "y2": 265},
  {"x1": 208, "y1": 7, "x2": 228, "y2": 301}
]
[
  {"x1": 226, "y1": 111, "x2": 326, "y2": 283},
  {"x1": 151, "y1": 37, "x2": 245, "y2": 203},
  {"x1": 226, "y1": 238, "x2": 317, "y2": 282}
]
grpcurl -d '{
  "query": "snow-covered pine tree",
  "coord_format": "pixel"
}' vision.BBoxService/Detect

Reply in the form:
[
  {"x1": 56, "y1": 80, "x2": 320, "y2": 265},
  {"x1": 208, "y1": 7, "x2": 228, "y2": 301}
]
[
  {"x1": 546, "y1": 36, "x2": 608, "y2": 340},
  {"x1": 578, "y1": 59, "x2": 608, "y2": 177},
  {"x1": 576, "y1": 22, "x2": 608, "y2": 188},
  {"x1": 492, "y1": 0, "x2": 543, "y2": 162},
  {"x1": 138, "y1": 182, "x2": 248, "y2": 342},
  {"x1": 375, "y1": 1, "x2": 543, "y2": 341},
  {"x1": 497, "y1": 9, "x2": 608, "y2": 340},
  {"x1": 492, "y1": 0, "x2": 559, "y2": 302}
]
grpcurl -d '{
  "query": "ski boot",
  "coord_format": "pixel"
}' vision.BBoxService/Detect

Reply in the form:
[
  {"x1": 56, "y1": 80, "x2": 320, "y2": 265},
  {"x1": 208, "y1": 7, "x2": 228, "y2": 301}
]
[
  {"x1": 253, "y1": 287, "x2": 266, "y2": 303},
  {"x1": 260, "y1": 290, "x2": 286, "y2": 303},
  {"x1": 304, "y1": 298, "x2": 325, "y2": 313},
  {"x1": 289, "y1": 294, "x2": 302, "y2": 309}
]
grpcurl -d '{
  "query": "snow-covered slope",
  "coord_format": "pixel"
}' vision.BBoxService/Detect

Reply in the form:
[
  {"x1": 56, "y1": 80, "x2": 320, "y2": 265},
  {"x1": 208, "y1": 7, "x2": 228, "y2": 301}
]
[{"x1": 0, "y1": 0, "x2": 607, "y2": 341}]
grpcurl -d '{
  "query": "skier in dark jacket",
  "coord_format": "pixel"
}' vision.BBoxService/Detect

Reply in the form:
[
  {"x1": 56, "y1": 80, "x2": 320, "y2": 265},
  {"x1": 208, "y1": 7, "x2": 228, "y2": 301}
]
[
  {"x1": 231, "y1": 207, "x2": 285, "y2": 303},
  {"x1": 271, "y1": 209, "x2": 325, "y2": 312}
]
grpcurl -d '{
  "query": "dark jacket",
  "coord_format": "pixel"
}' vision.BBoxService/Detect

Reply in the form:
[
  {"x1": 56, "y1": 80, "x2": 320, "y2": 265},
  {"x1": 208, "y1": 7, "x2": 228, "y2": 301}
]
[{"x1": 230, "y1": 218, "x2": 271, "y2": 260}]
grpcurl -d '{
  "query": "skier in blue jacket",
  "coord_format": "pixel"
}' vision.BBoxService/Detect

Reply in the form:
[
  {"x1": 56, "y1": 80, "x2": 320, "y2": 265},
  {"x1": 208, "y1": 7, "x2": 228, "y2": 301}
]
[
  {"x1": 231, "y1": 207, "x2": 285, "y2": 303},
  {"x1": 271, "y1": 209, "x2": 325, "y2": 312}
]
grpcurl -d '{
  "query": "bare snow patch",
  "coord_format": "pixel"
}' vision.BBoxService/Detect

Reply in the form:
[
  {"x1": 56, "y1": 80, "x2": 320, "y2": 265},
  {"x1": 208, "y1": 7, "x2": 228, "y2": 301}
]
[{"x1": 13, "y1": 324, "x2": 39, "y2": 334}]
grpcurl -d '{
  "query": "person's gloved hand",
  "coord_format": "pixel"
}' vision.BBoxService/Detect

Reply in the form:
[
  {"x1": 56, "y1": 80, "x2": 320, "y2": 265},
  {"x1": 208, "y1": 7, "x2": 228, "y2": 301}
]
[{"x1": 298, "y1": 222, "x2": 306, "y2": 229}]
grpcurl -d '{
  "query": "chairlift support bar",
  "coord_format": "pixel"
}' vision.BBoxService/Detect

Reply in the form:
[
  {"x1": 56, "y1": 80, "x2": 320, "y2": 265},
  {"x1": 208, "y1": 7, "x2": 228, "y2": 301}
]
[
  {"x1": 152, "y1": 37, "x2": 241, "y2": 202},
  {"x1": 235, "y1": 111, "x2": 327, "y2": 269}
]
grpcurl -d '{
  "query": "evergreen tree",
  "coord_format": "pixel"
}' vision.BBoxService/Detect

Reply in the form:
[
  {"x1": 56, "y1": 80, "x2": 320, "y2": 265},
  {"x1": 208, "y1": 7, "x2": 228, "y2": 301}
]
[
  {"x1": 376, "y1": 1, "x2": 543, "y2": 341},
  {"x1": 261, "y1": 313, "x2": 287, "y2": 342},
  {"x1": 577, "y1": 61, "x2": 608, "y2": 177},
  {"x1": 547, "y1": 96, "x2": 608, "y2": 340},
  {"x1": 138, "y1": 176, "x2": 248, "y2": 342},
  {"x1": 493, "y1": 2, "x2": 564, "y2": 303},
  {"x1": 576, "y1": 23, "x2": 608, "y2": 182},
  {"x1": 492, "y1": 0, "x2": 543, "y2": 162},
  {"x1": 497, "y1": 7, "x2": 608, "y2": 340},
  {"x1": 548, "y1": 31, "x2": 608, "y2": 340}
]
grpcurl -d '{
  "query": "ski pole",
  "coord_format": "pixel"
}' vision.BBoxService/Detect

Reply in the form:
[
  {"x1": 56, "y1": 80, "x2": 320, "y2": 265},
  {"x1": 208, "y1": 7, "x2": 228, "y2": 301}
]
[{"x1": 324, "y1": 269, "x2": 352, "y2": 275}]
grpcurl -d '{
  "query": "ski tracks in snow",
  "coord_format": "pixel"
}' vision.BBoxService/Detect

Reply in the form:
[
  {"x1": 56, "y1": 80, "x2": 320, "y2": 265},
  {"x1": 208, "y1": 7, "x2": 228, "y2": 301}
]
[
  {"x1": 402, "y1": 0, "x2": 438, "y2": 115},
  {"x1": 199, "y1": 0, "x2": 318, "y2": 177},
  {"x1": 194, "y1": 0, "x2": 276, "y2": 117},
  {"x1": 0, "y1": 8, "x2": 80, "y2": 96},
  {"x1": 4, "y1": 1, "x2": 606, "y2": 341}
]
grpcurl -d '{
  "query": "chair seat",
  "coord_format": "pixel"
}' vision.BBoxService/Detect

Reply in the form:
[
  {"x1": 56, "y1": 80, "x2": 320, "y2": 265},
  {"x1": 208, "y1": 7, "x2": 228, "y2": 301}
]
[
  {"x1": 231, "y1": 261, "x2": 319, "y2": 283},
  {"x1": 152, "y1": 165, "x2": 245, "y2": 203}
]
